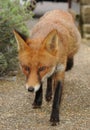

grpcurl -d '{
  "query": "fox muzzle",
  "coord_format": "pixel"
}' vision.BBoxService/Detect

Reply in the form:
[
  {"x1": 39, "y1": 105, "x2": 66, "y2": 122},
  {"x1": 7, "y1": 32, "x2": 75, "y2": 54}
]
[
  {"x1": 28, "y1": 86, "x2": 34, "y2": 92},
  {"x1": 26, "y1": 83, "x2": 41, "y2": 92}
]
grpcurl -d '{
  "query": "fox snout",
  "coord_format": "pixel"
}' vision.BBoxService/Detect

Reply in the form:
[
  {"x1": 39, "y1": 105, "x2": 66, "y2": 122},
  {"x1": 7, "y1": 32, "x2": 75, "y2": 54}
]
[
  {"x1": 28, "y1": 86, "x2": 34, "y2": 92},
  {"x1": 26, "y1": 83, "x2": 41, "y2": 92}
]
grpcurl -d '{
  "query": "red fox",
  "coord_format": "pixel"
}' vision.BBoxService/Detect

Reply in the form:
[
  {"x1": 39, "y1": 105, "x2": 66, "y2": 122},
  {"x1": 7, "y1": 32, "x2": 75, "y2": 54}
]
[{"x1": 14, "y1": 10, "x2": 81, "y2": 126}]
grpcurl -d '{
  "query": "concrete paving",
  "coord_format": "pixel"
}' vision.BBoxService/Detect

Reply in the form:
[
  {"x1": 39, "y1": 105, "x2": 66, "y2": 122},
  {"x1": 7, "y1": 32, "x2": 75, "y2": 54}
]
[
  {"x1": 33, "y1": 1, "x2": 80, "y2": 17},
  {"x1": 33, "y1": 2, "x2": 68, "y2": 16}
]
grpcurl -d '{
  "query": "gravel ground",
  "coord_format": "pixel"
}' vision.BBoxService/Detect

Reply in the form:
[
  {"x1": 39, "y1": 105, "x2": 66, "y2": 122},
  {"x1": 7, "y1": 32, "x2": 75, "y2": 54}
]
[{"x1": 0, "y1": 18, "x2": 90, "y2": 130}]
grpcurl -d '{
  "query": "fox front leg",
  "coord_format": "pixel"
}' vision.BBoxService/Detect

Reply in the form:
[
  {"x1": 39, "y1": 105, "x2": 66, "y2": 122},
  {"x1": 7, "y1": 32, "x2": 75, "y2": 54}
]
[
  {"x1": 50, "y1": 72, "x2": 64, "y2": 126},
  {"x1": 50, "y1": 81, "x2": 62, "y2": 126},
  {"x1": 32, "y1": 84, "x2": 43, "y2": 108},
  {"x1": 45, "y1": 76, "x2": 53, "y2": 102}
]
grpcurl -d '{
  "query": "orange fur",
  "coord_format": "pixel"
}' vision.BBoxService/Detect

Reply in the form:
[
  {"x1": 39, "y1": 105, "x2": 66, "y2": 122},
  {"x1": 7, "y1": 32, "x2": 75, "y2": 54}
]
[
  {"x1": 14, "y1": 9, "x2": 81, "y2": 91},
  {"x1": 13, "y1": 10, "x2": 81, "y2": 125}
]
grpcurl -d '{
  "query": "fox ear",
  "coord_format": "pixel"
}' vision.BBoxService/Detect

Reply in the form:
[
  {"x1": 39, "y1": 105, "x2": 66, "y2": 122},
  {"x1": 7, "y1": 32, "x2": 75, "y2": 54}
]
[
  {"x1": 43, "y1": 30, "x2": 59, "y2": 55},
  {"x1": 13, "y1": 30, "x2": 28, "y2": 51}
]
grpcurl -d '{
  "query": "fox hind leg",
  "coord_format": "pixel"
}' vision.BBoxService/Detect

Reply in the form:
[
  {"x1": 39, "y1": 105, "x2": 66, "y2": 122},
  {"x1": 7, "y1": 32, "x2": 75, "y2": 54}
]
[{"x1": 66, "y1": 57, "x2": 74, "y2": 71}]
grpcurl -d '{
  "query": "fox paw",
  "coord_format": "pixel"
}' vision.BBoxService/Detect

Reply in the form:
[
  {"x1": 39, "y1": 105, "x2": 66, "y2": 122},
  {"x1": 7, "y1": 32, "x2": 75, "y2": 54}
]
[
  {"x1": 50, "y1": 109, "x2": 59, "y2": 126},
  {"x1": 45, "y1": 92, "x2": 52, "y2": 102},
  {"x1": 50, "y1": 117, "x2": 59, "y2": 126},
  {"x1": 32, "y1": 102, "x2": 42, "y2": 109},
  {"x1": 45, "y1": 95, "x2": 52, "y2": 102}
]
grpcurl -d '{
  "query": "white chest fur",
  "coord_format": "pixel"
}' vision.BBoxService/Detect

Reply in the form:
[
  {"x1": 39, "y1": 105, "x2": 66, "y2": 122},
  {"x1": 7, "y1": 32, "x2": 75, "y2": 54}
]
[{"x1": 55, "y1": 64, "x2": 65, "y2": 72}]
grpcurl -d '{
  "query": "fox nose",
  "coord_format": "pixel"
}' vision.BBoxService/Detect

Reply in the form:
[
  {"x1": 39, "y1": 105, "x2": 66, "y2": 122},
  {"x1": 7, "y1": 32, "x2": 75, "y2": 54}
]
[{"x1": 28, "y1": 87, "x2": 34, "y2": 92}]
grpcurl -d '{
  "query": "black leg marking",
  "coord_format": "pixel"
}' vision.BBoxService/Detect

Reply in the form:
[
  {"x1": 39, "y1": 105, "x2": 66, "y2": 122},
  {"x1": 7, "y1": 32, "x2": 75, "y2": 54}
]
[
  {"x1": 66, "y1": 57, "x2": 74, "y2": 71},
  {"x1": 50, "y1": 81, "x2": 62, "y2": 126},
  {"x1": 45, "y1": 76, "x2": 52, "y2": 102},
  {"x1": 32, "y1": 84, "x2": 42, "y2": 109}
]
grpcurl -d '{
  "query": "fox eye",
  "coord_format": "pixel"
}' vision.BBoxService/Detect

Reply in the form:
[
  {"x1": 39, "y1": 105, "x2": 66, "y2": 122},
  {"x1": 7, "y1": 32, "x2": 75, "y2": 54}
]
[
  {"x1": 24, "y1": 66, "x2": 30, "y2": 72},
  {"x1": 39, "y1": 66, "x2": 47, "y2": 72},
  {"x1": 23, "y1": 65, "x2": 30, "y2": 73}
]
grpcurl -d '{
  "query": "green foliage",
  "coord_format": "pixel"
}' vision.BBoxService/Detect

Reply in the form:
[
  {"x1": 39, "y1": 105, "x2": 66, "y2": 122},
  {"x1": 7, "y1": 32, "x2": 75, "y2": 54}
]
[
  {"x1": 0, "y1": 52, "x2": 8, "y2": 75},
  {"x1": 0, "y1": 0, "x2": 33, "y2": 75}
]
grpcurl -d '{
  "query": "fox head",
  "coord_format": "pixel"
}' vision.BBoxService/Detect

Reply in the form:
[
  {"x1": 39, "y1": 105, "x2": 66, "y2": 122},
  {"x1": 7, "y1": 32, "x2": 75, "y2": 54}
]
[{"x1": 14, "y1": 29, "x2": 60, "y2": 92}]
